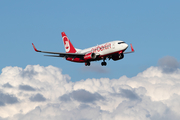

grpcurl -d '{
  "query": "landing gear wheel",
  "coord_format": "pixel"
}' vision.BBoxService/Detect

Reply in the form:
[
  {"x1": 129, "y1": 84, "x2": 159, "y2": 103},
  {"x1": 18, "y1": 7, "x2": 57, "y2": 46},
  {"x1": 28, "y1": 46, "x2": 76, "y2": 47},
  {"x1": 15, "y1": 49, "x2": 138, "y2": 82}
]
[
  {"x1": 101, "y1": 62, "x2": 107, "y2": 66},
  {"x1": 85, "y1": 62, "x2": 90, "y2": 66}
]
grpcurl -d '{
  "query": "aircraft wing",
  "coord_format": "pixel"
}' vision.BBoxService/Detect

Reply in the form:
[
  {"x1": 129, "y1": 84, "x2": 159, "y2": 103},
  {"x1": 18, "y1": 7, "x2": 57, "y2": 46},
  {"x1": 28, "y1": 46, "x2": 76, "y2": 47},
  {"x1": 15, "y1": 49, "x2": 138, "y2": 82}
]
[
  {"x1": 123, "y1": 44, "x2": 135, "y2": 54},
  {"x1": 32, "y1": 43, "x2": 85, "y2": 58}
]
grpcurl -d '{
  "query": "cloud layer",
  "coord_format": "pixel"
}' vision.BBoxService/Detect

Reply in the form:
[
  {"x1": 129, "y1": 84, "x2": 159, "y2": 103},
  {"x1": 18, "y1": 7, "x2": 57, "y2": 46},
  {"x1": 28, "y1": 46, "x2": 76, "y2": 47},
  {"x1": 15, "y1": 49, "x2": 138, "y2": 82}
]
[{"x1": 0, "y1": 56, "x2": 180, "y2": 120}]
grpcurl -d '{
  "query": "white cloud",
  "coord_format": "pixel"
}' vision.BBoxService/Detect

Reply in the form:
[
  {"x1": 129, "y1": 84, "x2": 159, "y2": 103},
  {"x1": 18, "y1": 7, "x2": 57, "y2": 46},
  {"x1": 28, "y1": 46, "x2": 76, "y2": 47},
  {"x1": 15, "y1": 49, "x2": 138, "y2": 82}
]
[
  {"x1": 29, "y1": 93, "x2": 46, "y2": 102},
  {"x1": 0, "y1": 57, "x2": 180, "y2": 119},
  {"x1": 59, "y1": 89, "x2": 104, "y2": 103}
]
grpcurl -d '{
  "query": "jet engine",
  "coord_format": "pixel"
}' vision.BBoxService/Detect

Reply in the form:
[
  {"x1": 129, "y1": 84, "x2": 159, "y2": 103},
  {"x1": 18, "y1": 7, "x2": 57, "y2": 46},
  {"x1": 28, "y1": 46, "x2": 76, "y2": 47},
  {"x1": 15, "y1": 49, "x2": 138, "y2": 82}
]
[
  {"x1": 112, "y1": 53, "x2": 124, "y2": 61},
  {"x1": 84, "y1": 53, "x2": 97, "y2": 60}
]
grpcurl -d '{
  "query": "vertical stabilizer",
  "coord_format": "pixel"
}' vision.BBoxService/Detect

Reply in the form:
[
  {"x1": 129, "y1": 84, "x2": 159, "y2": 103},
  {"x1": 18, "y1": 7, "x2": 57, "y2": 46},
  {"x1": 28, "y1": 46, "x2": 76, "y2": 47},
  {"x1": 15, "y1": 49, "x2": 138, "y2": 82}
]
[{"x1": 61, "y1": 32, "x2": 77, "y2": 53}]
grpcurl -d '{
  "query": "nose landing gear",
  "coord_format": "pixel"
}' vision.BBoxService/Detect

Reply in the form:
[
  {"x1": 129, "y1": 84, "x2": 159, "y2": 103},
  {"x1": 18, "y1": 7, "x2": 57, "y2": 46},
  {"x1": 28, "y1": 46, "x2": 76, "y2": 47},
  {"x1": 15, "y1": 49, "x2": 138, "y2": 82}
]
[
  {"x1": 101, "y1": 62, "x2": 107, "y2": 66},
  {"x1": 101, "y1": 57, "x2": 107, "y2": 66}
]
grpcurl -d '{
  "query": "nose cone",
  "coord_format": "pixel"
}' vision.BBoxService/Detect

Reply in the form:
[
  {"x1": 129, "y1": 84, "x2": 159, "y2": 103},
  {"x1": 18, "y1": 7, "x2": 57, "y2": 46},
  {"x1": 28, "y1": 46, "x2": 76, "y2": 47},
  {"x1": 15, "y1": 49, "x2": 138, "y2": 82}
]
[{"x1": 124, "y1": 43, "x2": 128, "y2": 49}]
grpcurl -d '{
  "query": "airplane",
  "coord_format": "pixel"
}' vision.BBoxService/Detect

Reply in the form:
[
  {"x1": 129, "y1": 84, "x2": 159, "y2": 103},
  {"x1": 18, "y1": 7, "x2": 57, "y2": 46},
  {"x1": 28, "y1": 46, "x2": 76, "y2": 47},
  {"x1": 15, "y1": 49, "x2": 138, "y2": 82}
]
[{"x1": 32, "y1": 32, "x2": 134, "y2": 66}]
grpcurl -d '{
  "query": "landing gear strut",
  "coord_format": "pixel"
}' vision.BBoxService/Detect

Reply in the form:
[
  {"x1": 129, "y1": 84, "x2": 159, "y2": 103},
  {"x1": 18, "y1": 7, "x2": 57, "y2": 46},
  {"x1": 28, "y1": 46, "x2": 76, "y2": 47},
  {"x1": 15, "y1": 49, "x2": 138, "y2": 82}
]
[
  {"x1": 85, "y1": 62, "x2": 90, "y2": 66},
  {"x1": 101, "y1": 57, "x2": 107, "y2": 66}
]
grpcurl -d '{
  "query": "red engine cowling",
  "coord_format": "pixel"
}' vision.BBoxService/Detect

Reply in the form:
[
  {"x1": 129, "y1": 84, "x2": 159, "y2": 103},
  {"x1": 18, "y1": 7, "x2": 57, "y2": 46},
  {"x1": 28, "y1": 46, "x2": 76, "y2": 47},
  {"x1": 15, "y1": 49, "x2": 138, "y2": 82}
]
[
  {"x1": 84, "y1": 53, "x2": 97, "y2": 60},
  {"x1": 112, "y1": 53, "x2": 124, "y2": 61}
]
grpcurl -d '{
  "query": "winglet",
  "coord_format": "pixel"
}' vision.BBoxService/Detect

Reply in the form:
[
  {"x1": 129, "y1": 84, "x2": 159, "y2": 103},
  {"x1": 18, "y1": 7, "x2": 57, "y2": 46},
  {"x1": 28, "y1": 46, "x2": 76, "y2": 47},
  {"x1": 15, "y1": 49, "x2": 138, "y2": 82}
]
[
  {"x1": 32, "y1": 43, "x2": 38, "y2": 52},
  {"x1": 130, "y1": 44, "x2": 134, "y2": 52}
]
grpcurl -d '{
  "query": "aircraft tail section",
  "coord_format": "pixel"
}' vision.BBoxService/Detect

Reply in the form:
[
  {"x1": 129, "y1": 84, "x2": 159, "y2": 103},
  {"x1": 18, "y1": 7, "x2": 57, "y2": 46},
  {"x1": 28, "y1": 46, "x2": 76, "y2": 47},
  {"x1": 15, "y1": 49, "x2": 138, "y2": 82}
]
[{"x1": 61, "y1": 32, "x2": 77, "y2": 53}]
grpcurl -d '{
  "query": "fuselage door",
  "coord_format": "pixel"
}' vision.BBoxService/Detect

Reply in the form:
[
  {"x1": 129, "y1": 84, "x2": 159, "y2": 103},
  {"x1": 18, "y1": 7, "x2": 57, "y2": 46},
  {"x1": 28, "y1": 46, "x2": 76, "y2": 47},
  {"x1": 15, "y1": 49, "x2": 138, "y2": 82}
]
[{"x1": 112, "y1": 43, "x2": 115, "y2": 49}]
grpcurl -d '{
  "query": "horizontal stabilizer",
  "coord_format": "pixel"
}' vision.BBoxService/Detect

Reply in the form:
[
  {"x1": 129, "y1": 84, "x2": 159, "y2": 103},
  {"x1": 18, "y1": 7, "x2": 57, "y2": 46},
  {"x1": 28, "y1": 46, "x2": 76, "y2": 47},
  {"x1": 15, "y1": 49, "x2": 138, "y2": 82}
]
[
  {"x1": 130, "y1": 44, "x2": 134, "y2": 52},
  {"x1": 124, "y1": 44, "x2": 135, "y2": 54}
]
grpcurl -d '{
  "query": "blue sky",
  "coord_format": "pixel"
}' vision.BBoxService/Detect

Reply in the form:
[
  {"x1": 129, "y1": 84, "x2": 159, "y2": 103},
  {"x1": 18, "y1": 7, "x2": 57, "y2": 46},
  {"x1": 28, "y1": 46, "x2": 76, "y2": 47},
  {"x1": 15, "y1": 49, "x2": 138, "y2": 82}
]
[{"x1": 1, "y1": 1, "x2": 180, "y2": 81}]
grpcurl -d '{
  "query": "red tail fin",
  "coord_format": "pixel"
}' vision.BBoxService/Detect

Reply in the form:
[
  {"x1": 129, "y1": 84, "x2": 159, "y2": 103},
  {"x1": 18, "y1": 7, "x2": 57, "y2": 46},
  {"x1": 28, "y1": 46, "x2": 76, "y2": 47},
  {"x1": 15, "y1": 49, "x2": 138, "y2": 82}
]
[{"x1": 61, "y1": 32, "x2": 77, "y2": 53}]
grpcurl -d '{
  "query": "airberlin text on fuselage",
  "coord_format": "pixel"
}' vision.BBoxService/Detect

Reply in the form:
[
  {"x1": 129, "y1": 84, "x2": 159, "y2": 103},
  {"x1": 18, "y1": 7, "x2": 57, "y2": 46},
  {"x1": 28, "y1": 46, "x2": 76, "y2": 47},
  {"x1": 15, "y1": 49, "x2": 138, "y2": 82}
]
[{"x1": 91, "y1": 43, "x2": 111, "y2": 53}]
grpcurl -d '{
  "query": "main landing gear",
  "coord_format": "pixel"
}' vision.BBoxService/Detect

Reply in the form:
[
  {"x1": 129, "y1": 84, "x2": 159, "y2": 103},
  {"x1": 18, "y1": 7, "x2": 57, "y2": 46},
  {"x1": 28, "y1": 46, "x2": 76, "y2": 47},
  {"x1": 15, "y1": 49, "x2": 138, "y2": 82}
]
[
  {"x1": 101, "y1": 62, "x2": 107, "y2": 66},
  {"x1": 101, "y1": 57, "x2": 107, "y2": 66},
  {"x1": 85, "y1": 57, "x2": 107, "y2": 66},
  {"x1": 85, "y1": 62, "x2": 90, "y2": 66}
]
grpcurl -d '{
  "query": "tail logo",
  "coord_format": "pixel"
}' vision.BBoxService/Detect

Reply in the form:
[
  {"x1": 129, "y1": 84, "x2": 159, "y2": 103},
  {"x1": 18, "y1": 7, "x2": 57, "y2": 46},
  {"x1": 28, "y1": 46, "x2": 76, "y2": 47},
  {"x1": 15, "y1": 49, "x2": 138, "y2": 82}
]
[
  {"x1": 62, "y1": 32, "x2": 76, "y2": 53},
  {"x1": 64, "y1": 39, "x2": 70, "y2": 52}
]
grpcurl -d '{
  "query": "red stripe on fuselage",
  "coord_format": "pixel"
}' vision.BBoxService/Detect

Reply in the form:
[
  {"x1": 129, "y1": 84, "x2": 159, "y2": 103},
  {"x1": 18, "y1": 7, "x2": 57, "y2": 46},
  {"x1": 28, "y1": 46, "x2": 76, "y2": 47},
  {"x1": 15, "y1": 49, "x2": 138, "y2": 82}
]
[
  {"x1": 66, "y1": 57, "x2": 86, "y2": 62},
  {"x1": 66, "y1": 50, "x2": 125, "y2": 63}
]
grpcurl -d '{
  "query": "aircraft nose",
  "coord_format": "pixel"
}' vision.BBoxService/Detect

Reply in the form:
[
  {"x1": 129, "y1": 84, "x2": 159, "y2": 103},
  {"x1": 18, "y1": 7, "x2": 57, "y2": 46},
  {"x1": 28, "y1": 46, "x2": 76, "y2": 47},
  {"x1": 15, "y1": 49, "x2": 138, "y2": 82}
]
[{"x1": 125, "y1": 43, "x2": 128, "y2": 49}]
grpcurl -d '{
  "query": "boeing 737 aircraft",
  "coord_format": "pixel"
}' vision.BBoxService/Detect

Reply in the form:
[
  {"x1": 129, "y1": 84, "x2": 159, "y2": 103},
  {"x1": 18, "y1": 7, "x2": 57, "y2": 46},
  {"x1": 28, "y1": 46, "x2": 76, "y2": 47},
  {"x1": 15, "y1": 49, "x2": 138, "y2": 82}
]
[{"x1": 32, "y1": 32, "x2": 134, "y2": 66}]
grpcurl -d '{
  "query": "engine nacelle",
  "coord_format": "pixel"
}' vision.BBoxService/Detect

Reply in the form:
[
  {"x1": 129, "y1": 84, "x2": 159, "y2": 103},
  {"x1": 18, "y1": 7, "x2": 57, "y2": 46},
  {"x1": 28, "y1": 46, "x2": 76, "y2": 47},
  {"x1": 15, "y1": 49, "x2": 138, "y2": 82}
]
[
  {"x1": 112, "y1": 53, "x2": 124, "y2": 61},
  {"x1": 84, "y1": 53, "x2": 97, "y2": 60}
]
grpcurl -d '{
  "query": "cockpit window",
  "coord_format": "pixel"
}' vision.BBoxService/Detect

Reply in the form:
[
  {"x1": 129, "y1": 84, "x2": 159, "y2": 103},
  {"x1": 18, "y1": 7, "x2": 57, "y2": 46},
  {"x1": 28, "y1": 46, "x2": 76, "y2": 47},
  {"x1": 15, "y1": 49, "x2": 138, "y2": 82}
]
[{"x1": 118, "y1": 42, "x2": 125, "y2": 44}]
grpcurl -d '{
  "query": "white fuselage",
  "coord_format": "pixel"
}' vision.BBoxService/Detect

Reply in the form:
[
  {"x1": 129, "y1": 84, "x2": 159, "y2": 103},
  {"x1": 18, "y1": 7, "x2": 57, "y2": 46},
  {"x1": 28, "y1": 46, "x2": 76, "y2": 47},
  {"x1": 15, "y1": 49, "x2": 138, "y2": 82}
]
[{"x1": 77, "y1": 40, "x2": 128, "y2": 56}]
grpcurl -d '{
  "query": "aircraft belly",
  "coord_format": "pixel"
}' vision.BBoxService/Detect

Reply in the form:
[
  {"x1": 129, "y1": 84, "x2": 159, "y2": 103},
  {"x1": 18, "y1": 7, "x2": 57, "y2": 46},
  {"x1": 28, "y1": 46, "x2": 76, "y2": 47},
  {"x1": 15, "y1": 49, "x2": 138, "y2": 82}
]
[{"x1": 66, "y1": 58, "x2": 85, "y2": 63}]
